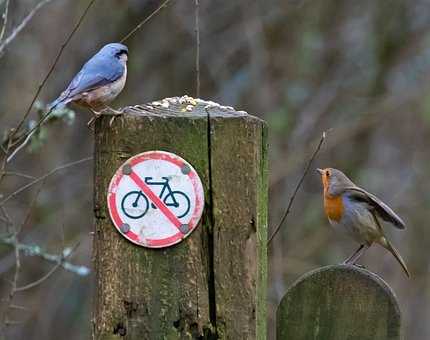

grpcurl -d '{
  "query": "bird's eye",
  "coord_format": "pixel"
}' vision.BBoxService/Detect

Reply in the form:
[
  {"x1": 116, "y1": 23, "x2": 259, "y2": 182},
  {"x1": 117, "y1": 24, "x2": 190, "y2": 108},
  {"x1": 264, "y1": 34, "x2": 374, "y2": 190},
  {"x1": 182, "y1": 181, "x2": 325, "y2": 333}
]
[
  {"x1": 115, "y1": 50, "x2": 127, "y2": 58},
  {"x1": 325, "y1": 170, "x2": 330, "y2": 177}
]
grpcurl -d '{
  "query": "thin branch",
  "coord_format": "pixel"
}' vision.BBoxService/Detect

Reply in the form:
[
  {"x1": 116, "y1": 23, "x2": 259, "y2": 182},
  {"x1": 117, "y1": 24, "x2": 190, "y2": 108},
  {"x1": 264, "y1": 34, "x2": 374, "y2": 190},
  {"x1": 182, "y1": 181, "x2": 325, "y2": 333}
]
[
  {"x1": 0, "y1": 138, "x2": 12, "y2": 185},
  {"x1": 195, "y1": 0, "x2": 200, "y2": 98},
  {"x1": 267, "y1": 130, "x2": 329, "y2": 245},
  {"x1": 120, "y1": 0, "x2": 172, "y2": 43},
  {"x1": 0, "y1": 237, "x2": 90, "y2": 276},
  {"x1": 8, "y1": 305, "x2": 29, "y2": 311},
  {"x1": 3, "y1": 319, "x2": 24, "y2": 326},
  {"x1": 0, "y1": 215, "x2": 8, "y2": 225},
  {"x1": 0, "y1": 143, "x2": 7, "y2": 155},
  {"x1": 15, "y1": 262, "x2": 61, "y2": 292},
  {"x1": 0, "y1": 0, "x2": 54, "y2": 55},
  {"x1": 0, "y1": 156, "x2": 92, "y2": 206},
  {"x1": 7, "y1": 0, "x2": 97, "y2": 147},
  {"x1": 2, "y1": 171, "x2": 36, "y2": 180},
  {"x1": 15, "y1": 242, "x2": 80, "y2": 292},
  {"x1": 0, "y1": 0, "x2": 10, "y2": 42},
  {"x1": 0, "y1": 206, "x2": 20, "y2": 334},
  {"x1": 18, "y1": 180, "x2": 45, "y2": 235},
  {"x1": 6, "y1": 109, "x2": 53, "y2": 163}
]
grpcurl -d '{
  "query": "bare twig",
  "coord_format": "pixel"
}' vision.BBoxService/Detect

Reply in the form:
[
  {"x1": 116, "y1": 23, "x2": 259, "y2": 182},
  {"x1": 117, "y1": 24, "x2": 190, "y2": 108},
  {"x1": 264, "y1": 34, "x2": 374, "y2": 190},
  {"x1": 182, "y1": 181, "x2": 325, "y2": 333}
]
[
  {"x1": 120, "y1": 0, "x2": 172, "y2": 43},
  {"x1": 3, "y1": 319, "x2": 24, "y2": 326},
  {"x1": 0, "y1": 0, "x2": 54, "y2": 55},
  {"x1": 15, "y1": 242, "x2": 80, "y2": 292},
  {"x1": 6, "y1": 109, "x2": 53, "y2": 163},
  {"x1": 0, "y1": 143, "x2": 7, "y2": 155},
  {"x1": 7, "y1": 0, "x2": 97, "y2": 148},
  {"x1": 0, "y1": 237, "x2": 90, "y2": 276},
  {"x1": 18, "y1": 181, "x2": 45, "y2": 234},
  {"x1": 8, "y1": 305, "x2": 29, "y2": 311},
  {"x1": 0, "y1": 0, "x2": 10, "y2": 42},
  {"x1": 195, "y1": 0, "x2": 200, "y2": 98},
  {"x1": 0, "y1": 139, "x2": 12, "y2": 184},
  {"x1": 267, "y1": 130, "x2": 328, "y2": 245},
  {"x1": 2, "y1": 171, "x2": 35, "y2": 180},
  {"x1": 0, "y1": 156, "x2": 92, "y2": 206},
  {"x1": 15, "y1": 263, "x2": 60, "y2": 292},
  {"x1": 0, "y1": 207, "x2": 20, "y2": 334},
  {"x1": 0, "y1": 215, "x2": 8, "y2": 225}
]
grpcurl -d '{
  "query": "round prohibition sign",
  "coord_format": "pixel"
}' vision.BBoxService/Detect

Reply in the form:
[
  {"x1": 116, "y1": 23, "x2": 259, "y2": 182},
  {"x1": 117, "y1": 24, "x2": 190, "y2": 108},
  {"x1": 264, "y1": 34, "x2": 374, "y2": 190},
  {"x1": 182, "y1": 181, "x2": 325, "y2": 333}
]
[{"x1": 107, "y1": 151, "x2": 205, "y2": 248}]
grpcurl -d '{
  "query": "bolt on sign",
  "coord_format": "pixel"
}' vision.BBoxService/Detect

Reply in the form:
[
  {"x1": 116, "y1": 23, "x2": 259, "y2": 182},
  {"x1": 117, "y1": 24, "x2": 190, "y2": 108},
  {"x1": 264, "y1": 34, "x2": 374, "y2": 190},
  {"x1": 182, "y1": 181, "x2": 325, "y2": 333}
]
[{"x1": 107, "y1": 151, "x2": 205, "y2": 248}]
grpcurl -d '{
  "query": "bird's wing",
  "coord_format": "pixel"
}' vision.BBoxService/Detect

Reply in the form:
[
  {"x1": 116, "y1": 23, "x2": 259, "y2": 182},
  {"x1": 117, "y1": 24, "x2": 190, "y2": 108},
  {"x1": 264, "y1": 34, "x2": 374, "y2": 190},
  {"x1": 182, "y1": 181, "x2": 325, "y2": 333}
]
[
  {"x1": 344, "y1": 186, "x2": 406, "y2": 229},
  {"x1": 64, "y1": 55, "x2": 125, "y2": 98}
]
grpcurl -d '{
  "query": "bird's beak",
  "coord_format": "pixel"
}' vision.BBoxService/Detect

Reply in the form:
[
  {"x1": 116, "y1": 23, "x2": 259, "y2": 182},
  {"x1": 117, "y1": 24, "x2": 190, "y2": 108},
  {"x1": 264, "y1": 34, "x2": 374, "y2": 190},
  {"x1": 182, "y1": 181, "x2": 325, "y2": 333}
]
[{"x1": 316, "y1": 168, "x2": 324, "y2": 175}]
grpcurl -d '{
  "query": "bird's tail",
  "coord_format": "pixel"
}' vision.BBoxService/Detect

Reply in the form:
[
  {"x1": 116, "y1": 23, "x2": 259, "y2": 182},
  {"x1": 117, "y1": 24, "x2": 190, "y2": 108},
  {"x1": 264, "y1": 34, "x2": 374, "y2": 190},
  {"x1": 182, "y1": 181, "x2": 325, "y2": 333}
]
[
  {"x1": 48, "y1": 92, "x2": 71, "y2": 111},
  {"x1": 382, "y1": 238, "x2": 410, "y2": 278}
]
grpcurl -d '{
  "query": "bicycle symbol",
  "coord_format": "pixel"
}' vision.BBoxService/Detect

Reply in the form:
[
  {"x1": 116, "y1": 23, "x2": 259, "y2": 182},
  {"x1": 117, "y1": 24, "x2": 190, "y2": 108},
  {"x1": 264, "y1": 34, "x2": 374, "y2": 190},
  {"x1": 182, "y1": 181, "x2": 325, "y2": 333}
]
[{"x1": 120, "y1": 177, "x2": 191, "y2": 219}]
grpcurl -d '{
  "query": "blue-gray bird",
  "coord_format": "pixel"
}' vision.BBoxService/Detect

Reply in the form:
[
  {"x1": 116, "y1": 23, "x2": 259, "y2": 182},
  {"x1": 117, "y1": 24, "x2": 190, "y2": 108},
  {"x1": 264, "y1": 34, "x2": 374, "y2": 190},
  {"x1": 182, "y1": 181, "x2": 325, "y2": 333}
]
[{"x1": 49, "y1": 43, "x2": 128, "y2": 125}]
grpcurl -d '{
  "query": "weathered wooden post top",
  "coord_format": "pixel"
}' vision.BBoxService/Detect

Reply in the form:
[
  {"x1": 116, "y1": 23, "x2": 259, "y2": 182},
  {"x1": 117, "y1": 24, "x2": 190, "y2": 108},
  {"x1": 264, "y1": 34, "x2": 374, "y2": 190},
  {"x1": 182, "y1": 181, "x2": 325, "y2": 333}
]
[
  {"x1": 93, "y1": 96, "x2": 268, "y2": 339},
  {"x1": 277, "y1": 265, "x2": 402, "y2": 340}
]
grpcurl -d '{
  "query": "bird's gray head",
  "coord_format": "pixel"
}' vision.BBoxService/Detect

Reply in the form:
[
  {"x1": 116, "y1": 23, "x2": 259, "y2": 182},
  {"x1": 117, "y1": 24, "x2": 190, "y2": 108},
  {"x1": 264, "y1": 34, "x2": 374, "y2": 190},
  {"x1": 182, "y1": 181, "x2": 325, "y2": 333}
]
[
  {"x1": 98, "y1": 43, "x2": 128, "y2": 61},
  {"x1": 317, "y1": 167, "x2": 356, "y2": 195}
]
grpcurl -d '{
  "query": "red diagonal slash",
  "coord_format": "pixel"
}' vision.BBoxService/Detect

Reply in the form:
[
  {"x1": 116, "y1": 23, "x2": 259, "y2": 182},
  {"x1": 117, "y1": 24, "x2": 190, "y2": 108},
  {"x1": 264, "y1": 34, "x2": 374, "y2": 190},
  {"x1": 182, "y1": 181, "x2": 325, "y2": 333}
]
[{"x1": 128, "y1": 171, "x2": 182, "y2": 229}]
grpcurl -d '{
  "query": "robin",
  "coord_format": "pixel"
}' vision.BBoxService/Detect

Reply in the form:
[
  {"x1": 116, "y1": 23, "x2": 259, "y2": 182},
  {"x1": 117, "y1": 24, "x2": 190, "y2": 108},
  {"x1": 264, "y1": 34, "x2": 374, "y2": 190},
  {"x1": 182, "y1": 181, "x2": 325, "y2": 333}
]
[{"x1": 316, "y1": 168, "x2": 410, "y2": 277}]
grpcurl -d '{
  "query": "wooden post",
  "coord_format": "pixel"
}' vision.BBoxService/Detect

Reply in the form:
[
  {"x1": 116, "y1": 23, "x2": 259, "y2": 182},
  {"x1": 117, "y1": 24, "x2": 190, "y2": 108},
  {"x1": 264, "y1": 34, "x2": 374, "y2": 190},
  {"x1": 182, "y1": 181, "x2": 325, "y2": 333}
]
[
  {"x1": 276, "y1": 265, "x2": 402, "y2": 340},
  {"x1": 92, "y1": 97, "x2": 268, "y2": 339}
]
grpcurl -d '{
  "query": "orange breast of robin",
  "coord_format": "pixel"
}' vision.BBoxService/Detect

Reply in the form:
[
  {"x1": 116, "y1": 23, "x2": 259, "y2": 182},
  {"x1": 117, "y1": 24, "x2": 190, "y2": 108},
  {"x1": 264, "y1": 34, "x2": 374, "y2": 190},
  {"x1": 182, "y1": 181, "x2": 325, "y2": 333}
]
[{"x1": 324, "y1": 194, "x2": 344, "y2": 222}]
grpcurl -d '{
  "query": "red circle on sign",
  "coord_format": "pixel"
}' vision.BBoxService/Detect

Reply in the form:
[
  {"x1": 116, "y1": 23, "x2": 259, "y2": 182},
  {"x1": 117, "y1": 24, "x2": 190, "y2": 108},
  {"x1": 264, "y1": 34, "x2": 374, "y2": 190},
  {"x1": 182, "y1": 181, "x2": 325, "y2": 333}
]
[{"x1": 107, "y1": 151, "x2": 205, "y2": 248}]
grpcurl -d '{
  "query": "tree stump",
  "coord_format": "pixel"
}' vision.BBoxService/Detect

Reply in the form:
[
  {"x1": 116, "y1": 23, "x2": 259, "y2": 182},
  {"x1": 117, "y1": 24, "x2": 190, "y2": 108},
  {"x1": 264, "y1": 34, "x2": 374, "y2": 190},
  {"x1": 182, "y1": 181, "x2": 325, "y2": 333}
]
[
  {"x1": 92, "y1": 97, "x2": 268, "y2": 339},
  {"x1": 276, "y1": 265, "x2": 402, "y2": 340}
]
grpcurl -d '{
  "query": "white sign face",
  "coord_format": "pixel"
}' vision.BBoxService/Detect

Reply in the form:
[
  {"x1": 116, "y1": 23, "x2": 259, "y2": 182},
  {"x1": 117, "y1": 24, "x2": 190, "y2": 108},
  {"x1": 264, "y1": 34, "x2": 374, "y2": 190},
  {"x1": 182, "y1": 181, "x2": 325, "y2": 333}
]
[{"x1": 107, "y1": 151, "x2": 205, "y2": 248}]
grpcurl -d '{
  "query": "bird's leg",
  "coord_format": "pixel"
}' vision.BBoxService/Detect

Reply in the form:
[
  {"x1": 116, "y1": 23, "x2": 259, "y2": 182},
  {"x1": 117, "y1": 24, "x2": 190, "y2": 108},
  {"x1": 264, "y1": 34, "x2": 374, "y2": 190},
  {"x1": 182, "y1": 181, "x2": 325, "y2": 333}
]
[{"x1": 343, "y1": 244, "x2": 369, "y2": 265}]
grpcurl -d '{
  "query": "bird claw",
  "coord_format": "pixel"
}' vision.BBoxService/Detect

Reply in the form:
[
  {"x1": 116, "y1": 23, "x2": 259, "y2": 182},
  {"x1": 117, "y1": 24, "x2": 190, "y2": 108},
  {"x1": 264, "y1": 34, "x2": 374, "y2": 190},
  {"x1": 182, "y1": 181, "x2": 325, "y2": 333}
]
[
  {"x1": 86, "y1": 107, "x2": 123, "y2": 129},
  {"x1": 87, "y1": 117, "x2": 97, "y2": 130},
  {"x1": 99, "y1": 107, "x2": 123, "y2": 126},
  {"x1": 340, "y1": 261, "x2": 366, "y2": 270},
  {"x1": 107, "y1": 108, "x2": 123, "y2": 126},
  {"x1": 86, "y1": 110, "x2": 103, "y2": 130},
  {"x1": 353, "y1": 263, "x2": 366, "y2": 269},
  {"x1": 105, "y1": 107, "x2": 124, "y2": 116}
]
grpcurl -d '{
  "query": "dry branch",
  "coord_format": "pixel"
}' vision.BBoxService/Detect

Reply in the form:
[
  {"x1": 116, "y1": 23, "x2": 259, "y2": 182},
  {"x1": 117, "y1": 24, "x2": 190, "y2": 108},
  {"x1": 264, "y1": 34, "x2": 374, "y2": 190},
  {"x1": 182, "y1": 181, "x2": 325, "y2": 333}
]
[
  {"x1": 0, "y1": 0, "x2": 55, "y2": 55},
  {"x1": 267, "y1": 131, "x2": 328, "y2": 245},
  {"x1": 0, "y1": 156, "x2": 92, "y2": 206},
  {"x1": 120, "y1": 0, "x2": 172, "y2": 43}
]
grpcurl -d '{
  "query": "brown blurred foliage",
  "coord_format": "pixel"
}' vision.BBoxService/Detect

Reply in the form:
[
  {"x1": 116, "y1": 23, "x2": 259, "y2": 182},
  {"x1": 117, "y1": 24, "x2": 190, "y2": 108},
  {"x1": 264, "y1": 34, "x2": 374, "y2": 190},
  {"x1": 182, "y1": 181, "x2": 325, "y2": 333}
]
[{"x1": 0, "y1": 0, "x2": 430, "y2": 339}]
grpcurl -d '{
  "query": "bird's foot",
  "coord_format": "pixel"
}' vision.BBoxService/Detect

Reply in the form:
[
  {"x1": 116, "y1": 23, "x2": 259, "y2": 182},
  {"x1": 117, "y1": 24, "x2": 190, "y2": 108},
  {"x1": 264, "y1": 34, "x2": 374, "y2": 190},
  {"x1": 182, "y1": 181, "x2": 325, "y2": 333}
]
[
  {"x1": 87, "y1": 110, "x2": 104, "y2": 130},
  {"x1": 101, "y1": 106, "x2": 123, "y2": 115},
  {"x1": 340, "y1": 261, "x2": 366, "y2": 270},
  {"x1": 86, "y1": 107, "x2": 124, "y2": 129},
  {"x1": 100, "y1": 106, "x2": 124, "y2": 126},
  {"x1": 353, "y1": 263, "x2": 366, "y2": 269}
]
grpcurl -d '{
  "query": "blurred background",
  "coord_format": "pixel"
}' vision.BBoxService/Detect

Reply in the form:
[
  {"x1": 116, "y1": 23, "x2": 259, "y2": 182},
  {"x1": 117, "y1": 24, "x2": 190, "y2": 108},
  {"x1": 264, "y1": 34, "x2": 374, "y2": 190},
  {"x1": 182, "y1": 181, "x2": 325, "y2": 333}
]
[{"x1": 0, "y1": 0, "x2": 429, "y2": 339}]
